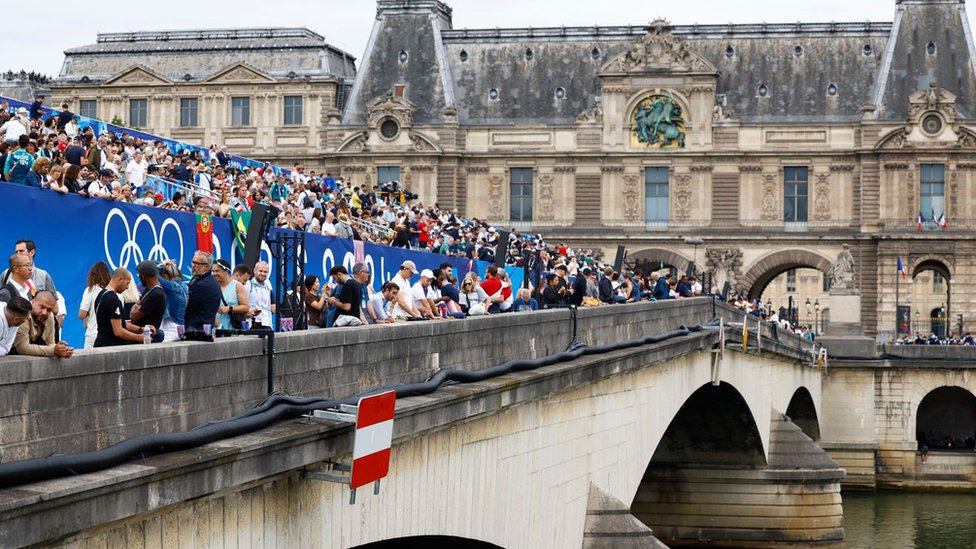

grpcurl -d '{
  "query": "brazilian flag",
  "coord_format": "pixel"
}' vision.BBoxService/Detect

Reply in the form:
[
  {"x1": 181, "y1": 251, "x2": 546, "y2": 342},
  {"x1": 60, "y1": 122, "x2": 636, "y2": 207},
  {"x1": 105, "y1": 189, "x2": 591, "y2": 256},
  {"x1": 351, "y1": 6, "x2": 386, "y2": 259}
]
[{"x1": 230, "y1": 210, "x2": 252, "y2": 256}]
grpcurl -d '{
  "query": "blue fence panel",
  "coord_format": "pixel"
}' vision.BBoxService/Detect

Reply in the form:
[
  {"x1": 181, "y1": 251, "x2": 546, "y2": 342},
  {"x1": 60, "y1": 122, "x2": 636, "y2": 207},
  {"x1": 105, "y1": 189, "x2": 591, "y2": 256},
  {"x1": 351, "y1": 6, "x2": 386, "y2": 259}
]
[{"x1": 0, "y1": 185, "x2": 484, "y2": 347}]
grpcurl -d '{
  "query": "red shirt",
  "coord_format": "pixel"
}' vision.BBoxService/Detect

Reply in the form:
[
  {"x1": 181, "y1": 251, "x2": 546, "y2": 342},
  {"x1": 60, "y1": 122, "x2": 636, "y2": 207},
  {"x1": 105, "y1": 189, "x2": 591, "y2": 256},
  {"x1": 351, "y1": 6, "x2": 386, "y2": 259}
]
[{"x1": 481, "y1": 277, "x2": 502, "y2": 298}]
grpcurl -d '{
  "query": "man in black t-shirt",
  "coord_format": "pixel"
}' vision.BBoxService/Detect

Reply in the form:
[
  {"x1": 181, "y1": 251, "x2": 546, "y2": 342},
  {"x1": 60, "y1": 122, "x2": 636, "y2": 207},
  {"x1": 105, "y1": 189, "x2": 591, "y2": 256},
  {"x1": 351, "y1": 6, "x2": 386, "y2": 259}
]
[
  {"x1": 64, "y1": 136, "x2": 86, "y2": 166},
  {"x1": 131, "y1": 260, "x2": 166, "y2": 342},
  {"x1": 328, "y1": 265, "x2": 362, "y2": 327},
  {"x1": 94, "y1": 268, "x2": 156, "y2": 347}
]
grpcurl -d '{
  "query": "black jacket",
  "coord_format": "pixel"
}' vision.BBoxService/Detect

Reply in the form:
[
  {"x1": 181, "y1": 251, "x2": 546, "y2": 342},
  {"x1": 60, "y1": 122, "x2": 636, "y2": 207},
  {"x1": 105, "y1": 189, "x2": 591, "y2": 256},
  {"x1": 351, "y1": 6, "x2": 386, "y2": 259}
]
[
  {"x1": 185, "y1": 272, "x2": 221, "y2": 331},
  {"x1": 598, "y1": 276, "x2": 614, "y2": 304},
  {"x1": 569, "y1": 275, "x2": 588, "y2": 306}
]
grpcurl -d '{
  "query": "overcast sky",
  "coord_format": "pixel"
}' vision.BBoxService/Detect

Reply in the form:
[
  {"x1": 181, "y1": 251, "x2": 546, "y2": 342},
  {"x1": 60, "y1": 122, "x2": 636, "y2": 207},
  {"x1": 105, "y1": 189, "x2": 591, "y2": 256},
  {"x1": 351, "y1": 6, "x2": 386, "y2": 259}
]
[{"x1": 0, "y1": 1, "x2": 963, "y2": 77}]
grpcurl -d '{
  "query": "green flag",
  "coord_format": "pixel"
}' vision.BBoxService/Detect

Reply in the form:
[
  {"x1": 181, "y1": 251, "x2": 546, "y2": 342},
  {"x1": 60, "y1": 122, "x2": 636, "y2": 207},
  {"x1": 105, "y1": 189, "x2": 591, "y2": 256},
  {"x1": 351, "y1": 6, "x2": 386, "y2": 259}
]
[{"x1": 230, "y1": 210, "x2": 252, "y2": 256}]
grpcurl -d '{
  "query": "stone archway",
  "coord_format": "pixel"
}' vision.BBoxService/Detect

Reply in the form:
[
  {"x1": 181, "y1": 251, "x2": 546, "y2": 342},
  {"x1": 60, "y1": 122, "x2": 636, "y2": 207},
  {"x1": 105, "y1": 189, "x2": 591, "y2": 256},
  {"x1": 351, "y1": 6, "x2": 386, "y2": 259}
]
[
  {"x1": 626, "y1": 247, "x2": 693, "y2": 275},
  {"x1": 911, "y1": 257, "x2": 953, "y2": 337},
  {"x1": 648, "y1": 382, "x2": 767, "y2": 468},
  {"x1": 916, "y1": 386, "x2": 976, "y2": 450},
  {"x1": 351, "y1": 537, "x2": 504, "y2": 549},
  {"x1": 740, "y1": 249, "x2": 834, "y2": 301},
  {"x1": 786, "y1": 387, "x2": 821, "y2": 441}
]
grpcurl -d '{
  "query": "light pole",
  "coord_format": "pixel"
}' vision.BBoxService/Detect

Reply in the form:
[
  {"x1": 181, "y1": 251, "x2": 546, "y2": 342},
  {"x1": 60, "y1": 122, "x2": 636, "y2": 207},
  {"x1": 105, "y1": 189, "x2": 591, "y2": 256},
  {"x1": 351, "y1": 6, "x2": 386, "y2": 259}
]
[
  {"x1": 915, "y1": 310, "x2": 920, "y2": 336},
  {"x1": 683, "y1": 236, "x2": 704, "y2": 277},
  {"x1": 805, "y1": 298, "x2": 812, "y2": 329},
  {"x1": 814, "y1": 299, "x2": 821, "y2": 335}
]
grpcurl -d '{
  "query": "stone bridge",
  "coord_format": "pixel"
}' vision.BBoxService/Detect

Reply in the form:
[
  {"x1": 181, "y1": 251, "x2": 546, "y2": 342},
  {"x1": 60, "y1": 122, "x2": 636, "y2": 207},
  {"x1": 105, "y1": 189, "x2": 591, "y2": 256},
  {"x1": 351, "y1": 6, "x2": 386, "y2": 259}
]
[{"x1": 0, "y1": 300, "x2": 840, "y2": 548}]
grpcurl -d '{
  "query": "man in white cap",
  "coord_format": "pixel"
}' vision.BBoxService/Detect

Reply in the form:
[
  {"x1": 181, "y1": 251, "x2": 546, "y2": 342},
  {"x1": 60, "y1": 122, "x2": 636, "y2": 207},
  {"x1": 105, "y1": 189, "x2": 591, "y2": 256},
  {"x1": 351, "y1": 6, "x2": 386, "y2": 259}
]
[
  {"x1": 410, "y1": 269, "x2": 439, "y2": 319},
  {"x1": 390, "y1": 260, "x2": 421, "y2": 319},
  {"x1": 0, "y1": 108, "x2": 29, "y2": 144}
]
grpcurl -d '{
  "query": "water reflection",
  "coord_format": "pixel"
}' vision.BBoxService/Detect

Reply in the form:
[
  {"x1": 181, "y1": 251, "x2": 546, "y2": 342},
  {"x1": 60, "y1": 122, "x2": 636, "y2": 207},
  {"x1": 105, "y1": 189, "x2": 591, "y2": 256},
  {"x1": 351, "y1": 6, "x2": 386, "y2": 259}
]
[{"x1": 843, "y1": 491, "x2": 976, "y2": 549}]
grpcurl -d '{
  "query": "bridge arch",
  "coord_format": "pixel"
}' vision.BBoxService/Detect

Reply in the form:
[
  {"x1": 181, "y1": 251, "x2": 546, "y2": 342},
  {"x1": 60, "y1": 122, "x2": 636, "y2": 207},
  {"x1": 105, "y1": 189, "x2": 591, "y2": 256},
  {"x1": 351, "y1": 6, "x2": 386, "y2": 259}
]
[
  {"x1": 785, "y1": 386, "x2": 821, "y2": 441},
  {"x1": 916, "y1": 386, "x2": 976, "y2": 450},
  {"x1": 626, "y1": 247, "x2": 693, "y2": 276},
  {"x1": 740, "y1": 248, "x2": 834, "y2": 301},
  {"x1": 649, "y1": 381, "x2": 766, "y2": 467},
  {"x1": 351, "y1": 536, "x2": 504, "y2": 548}
]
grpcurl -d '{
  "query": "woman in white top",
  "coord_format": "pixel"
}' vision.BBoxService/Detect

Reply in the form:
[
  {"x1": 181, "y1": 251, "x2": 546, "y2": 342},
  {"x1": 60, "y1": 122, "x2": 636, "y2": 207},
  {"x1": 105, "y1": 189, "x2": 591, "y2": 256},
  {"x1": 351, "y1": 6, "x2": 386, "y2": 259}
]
[
  {"x1": 458, "y1": 276, "x2": 489, "y2": 316},
  {"x1": 78, "y1": 261, "x2": 111, "y2": 349}
]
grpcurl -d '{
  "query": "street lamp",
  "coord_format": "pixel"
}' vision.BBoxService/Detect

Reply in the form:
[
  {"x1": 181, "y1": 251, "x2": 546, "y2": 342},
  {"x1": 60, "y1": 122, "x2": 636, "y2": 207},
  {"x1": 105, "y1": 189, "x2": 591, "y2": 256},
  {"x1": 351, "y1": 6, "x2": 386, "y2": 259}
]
[
  {"x1": 683, "y1": 236, "x2": 704, "y2": 276},
  {"x1": 805, "y1": 298, "x2": 812, "y2": 326},
  {"x1": 915, "y1": 310, "x2": 920, "y2": 335},
  {"x1": 814, "y1": 299, "x2": 821, "y2": 335}
]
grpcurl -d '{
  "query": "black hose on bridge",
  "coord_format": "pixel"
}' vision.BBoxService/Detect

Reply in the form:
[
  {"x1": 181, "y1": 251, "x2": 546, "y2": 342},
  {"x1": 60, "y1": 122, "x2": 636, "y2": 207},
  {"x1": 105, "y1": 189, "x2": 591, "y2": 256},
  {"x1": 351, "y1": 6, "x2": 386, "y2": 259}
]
[{"x1": 0, "y1": 309, "x2": 707, "y2": 488}]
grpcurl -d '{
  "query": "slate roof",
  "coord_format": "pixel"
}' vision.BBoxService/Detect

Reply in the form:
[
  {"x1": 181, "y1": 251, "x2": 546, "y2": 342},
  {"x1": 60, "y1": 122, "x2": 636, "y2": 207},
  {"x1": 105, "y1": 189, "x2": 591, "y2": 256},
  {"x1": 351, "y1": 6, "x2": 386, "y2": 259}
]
[
  {"x1": 58, "y1": 28, "x2": 357, "y2": 83},
  {"x1": 344, "y1": 0, "x2": 976, "y2": 126}
]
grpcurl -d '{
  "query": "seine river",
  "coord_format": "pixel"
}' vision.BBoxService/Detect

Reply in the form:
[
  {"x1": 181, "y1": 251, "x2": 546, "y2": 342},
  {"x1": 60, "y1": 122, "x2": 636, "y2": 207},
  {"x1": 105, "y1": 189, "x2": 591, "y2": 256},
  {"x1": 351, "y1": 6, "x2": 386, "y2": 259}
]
[{"x1": 843, "y1": 491, "x2": 976, "y2": 549}]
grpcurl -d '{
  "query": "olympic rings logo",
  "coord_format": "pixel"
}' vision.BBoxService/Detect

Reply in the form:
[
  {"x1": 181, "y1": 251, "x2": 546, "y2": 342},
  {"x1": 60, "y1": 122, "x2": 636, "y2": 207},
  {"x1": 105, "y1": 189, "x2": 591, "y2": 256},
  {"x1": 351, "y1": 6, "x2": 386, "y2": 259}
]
[{"x1": 103, "y1": 208, "x2": 185, "y2": 271}]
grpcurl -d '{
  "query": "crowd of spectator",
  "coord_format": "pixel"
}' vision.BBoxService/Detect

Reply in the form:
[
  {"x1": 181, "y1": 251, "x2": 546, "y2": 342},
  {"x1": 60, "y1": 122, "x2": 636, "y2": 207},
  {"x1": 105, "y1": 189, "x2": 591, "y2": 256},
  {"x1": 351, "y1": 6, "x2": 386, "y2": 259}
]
[{"x1": 894, "y1": 334, "x2": 976, "y2": 346}]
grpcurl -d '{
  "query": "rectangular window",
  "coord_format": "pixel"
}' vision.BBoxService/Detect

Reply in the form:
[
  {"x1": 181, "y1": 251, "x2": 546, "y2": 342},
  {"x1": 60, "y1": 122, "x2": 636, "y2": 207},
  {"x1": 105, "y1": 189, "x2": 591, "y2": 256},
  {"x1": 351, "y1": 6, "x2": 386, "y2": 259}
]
[
  {"x1": 128, "y1": 98, "x2": 147, "y2": 127},
  {"x1": 510, "y1": 168, "x2": 533, "y2": 222},
  {"x1": 283, "y1": 96, "x2": 303, "y2": 126},
  {"x1": 920, "y1": 163, "x2": 945, "y2": 226},
  {"x1": 784, "y1": 167, "x2": 809, "y2": 222},
  {"x1": 933, "y1": 271, "x2": 944, "y2": 291},
  {"x1": 377, "y1": 166, "x2": 400, "y2": 184},
  {"x1": 179, "y1": 98, "x2": 198, "y2": 127},
  {"x1": 79, "y1": 100, "x2": 97, "y2": 119},
  {"x1": 231, "y1": 97, "x2": 250, "y2": 126},
  {"x1": 787, "y1": 269, "x2": 797, "y2": 292},
  {"x1": 644, "y1": 167, "x2": 669, "y2": 222}
]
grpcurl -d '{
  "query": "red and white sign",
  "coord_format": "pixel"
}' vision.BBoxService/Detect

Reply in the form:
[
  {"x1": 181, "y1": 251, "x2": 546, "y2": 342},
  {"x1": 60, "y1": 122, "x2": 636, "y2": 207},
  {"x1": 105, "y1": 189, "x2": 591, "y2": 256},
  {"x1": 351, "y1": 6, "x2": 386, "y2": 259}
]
[{"x1": 350, "y1": 390, "x2": 396, "y2": 489}]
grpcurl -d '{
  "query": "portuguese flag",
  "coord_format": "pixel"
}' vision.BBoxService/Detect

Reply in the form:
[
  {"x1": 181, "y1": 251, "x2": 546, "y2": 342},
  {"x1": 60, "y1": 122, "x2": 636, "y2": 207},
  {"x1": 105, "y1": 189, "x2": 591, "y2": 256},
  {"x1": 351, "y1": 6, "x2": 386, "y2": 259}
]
[
  {"x1": 230, "y1": 210, "x2": 252, "y2": 256},
  {"x1": 196, "y1": 214, "x2": 213, "y2": 254}
]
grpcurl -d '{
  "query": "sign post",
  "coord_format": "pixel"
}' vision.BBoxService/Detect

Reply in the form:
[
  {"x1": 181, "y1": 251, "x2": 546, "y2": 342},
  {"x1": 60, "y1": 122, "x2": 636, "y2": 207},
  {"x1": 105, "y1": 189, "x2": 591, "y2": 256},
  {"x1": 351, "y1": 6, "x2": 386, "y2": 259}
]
[{"x1": 305, "y1": 390, "x2": 396, "y2": 504}]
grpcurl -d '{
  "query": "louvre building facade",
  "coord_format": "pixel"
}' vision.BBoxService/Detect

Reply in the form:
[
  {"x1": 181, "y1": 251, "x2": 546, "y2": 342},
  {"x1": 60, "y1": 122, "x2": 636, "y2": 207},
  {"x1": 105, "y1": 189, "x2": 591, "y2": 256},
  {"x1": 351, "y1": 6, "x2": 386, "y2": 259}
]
[{"x1": 51, "y1": 0, "x2": 976, "y2": 337}]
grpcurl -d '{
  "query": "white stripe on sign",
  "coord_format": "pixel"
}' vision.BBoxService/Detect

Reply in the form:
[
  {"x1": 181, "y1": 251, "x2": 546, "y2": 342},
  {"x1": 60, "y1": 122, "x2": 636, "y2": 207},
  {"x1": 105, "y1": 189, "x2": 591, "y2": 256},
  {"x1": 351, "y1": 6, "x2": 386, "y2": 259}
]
[{"x1": 353, "y1": 419, "x2": 394, "y2": 459}]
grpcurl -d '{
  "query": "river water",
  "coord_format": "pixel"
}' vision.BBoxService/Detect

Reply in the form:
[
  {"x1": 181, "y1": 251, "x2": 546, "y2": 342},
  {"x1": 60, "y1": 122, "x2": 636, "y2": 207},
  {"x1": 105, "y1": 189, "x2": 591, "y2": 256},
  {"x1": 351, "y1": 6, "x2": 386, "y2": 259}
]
[{"x1": 843, "y1": 491, "x2": 976, "y2": 549}]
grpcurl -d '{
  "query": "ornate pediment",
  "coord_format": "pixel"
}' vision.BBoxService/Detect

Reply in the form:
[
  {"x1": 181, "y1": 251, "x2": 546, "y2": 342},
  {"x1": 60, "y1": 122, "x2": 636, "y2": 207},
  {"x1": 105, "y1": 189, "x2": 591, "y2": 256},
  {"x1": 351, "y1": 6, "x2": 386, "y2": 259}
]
[
  {"x1": 601, "y1": 19, "x2": 717, "y2": 76},
  {"x1": 103, "y1": 65, "x2": 173, "y2": 86},
  {"x1": 366, "y1": 92, "x2": 415, "y2": 130},
  {"x1": 907, "y1": 83, "x2": 958, "y2": 125},
  {"x1": 204, "y1": 63, "x2": 276, "y2": 84}
]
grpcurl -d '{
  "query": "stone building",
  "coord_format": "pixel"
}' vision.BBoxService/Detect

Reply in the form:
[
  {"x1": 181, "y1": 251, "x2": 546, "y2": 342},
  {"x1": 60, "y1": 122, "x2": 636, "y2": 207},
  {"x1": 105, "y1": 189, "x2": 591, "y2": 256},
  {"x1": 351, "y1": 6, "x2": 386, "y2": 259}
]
[
  {"x1": 50, "y1": 0, "x2": 976, "y2": 338},
  {"x1": 50, "y1": 27, "x2": 355, "y2": 166}
]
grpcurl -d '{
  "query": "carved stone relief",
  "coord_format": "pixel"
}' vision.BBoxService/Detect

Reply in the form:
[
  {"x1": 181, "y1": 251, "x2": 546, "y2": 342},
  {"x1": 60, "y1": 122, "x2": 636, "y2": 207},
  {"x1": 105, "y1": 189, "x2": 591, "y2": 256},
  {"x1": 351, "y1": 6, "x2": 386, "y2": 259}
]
[
  {"x1": 949, "y1": 170, "x2": 959, "y2": 218},
  {"x1": 673, "y1": 174, "x2": 692, "y2": 221},
  {"x1": 706, "y1": 248, "x2": 741, "y2": 292},
  {"x1": 622, "y1": 174, "x2": 642, "y2": 221},
  {"x1": 537, "y1": 174, "x2": 555, "y2": 221},
  {"x1": 487, "y1": 175, "x2": 504, "y2": 219},
  {"x1": 576, "y1": 104, "x2": 604, "y2": 124},
  {"x1": 761, "y1": 174, "x2": 778, "y2": 221},
  {"x1": 601, "y1": 19, "x2": 716, "y2": 74},
  {"x1": 906, "y1": 167, "x2": 916, "y2": 219},
  {"x1": 814, "y1": 172, "x2": 831, "y2": 221}
]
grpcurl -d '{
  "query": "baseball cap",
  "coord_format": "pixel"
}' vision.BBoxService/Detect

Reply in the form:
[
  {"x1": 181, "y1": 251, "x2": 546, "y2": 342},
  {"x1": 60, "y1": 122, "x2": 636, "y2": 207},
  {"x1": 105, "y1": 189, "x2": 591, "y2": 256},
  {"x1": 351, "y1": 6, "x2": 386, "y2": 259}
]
[
  {"x1": 554, "y1": 264, "x2": 568, "y2": 272},
  {"x1": 400, "y1": 260, "x2": 418, "y2": 274},
  {"x1": 420, "y1": 269, "x2": 434, "y2": 279},
  {"x1": 154, "y1": 193, "x2": 164, "y2": 201},
  {"x1": 136, "y1": 260, "x2": 159, "y2": 277},
  {"x1": 16, "y1": 107, "x2": 27, "y2": 114},
  {"x1": 214, "y1": 259, "x2": 232, "y2": 271}
]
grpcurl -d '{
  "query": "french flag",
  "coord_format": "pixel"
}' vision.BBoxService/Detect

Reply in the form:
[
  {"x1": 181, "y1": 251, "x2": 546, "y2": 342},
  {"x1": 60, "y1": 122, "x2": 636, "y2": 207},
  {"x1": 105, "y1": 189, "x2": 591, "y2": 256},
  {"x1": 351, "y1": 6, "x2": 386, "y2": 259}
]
[
  {"x1": 897, "y1": 256, "x2": 906, "y2": 280},
  {"x1": 937, "y1": 212, "x2": 947, "y2": 230},
  {"x1": 917, "y1": 211, "x2": 924, "y2": 232}
]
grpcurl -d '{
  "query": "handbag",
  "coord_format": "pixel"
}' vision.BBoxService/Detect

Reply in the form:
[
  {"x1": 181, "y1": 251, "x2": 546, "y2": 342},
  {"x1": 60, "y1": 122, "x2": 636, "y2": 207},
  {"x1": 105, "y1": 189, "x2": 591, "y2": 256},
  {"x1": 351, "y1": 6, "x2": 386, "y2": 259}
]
[{"x1": 220, "y1": 292, "x2": 246, "y2": 329}]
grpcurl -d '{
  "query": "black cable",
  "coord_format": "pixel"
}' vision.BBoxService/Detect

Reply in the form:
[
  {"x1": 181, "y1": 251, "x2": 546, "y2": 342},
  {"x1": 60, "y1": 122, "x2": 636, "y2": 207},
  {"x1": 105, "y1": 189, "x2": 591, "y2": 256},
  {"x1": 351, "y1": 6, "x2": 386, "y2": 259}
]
[{"x1": 0, "y1": 316, "x2": 705, "y2": 488}]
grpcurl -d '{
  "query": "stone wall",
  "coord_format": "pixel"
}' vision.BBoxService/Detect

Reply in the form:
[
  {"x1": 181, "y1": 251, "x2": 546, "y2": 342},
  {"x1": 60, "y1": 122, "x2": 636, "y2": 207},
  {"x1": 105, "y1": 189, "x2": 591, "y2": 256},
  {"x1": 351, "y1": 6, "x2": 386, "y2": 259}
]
[{"x1": 0, "y1": 299, "x2": 718, "y2": 463}]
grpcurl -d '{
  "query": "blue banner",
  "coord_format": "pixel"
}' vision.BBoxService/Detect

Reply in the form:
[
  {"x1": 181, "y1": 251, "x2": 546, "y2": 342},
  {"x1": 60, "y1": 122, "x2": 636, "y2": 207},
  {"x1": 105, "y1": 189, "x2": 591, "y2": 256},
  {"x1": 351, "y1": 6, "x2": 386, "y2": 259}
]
[
  {"x1": 1, "y1": 96, "x2": 290, "y2": 177},
  {"x1": 0, "y1": 185, "x2": 483, "y2": 347}
]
